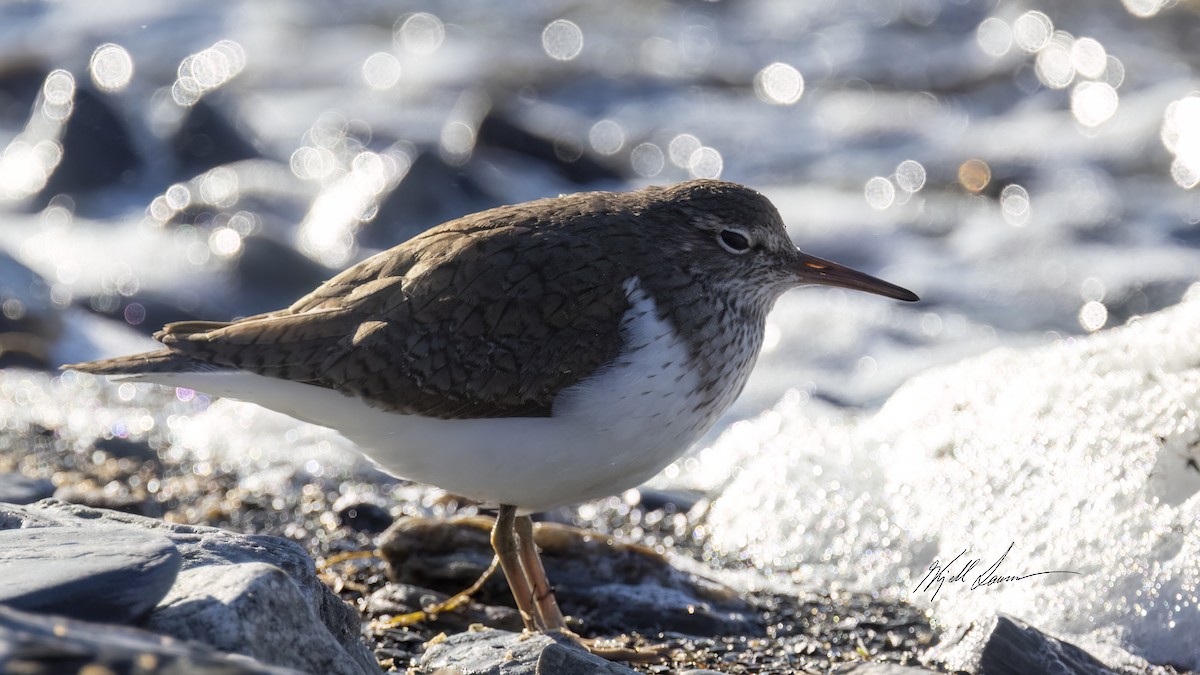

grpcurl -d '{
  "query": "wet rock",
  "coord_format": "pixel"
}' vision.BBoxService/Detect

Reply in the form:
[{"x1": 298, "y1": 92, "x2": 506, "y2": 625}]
[
  {"x1": 333, "y1": 493, "x2": 394, "y2": 535},
  {"x1": 831, "y1": 663, "x2": 944, "y2": 674},
  {"x1": 0, "y1": 64, "x2": 44, "y2": 128},
  {"x1": 3, "y1": 499, "x2": 382, "y2": 675},
  {"x1": 93, "y1": 436, "x2": 158, "y2": 462},
  {"x1": 365, "y1": 150, "x2": 498, "y2": 249},
  {"x1": 0, "y1": 472, "x2": 55, "y2": 504},
  {"x1": 379, "y1": 515, "x2": 759, "y2": 637},
  {"x1": 0, "y1": 525, "x2": 180, "y2": 623},
  {"x1": 0, "y1": 604, "x2": 306, "y2": 674},
  {"x1": 235, "y1": 234, "x2": 334, "y2": 316},
  {"x1": 414, "y1": 626, "x2": 638, "y2": 675},
  {"x1": 625, "y1": 487, "x2": 704, "y2": 514},
  {"x1": 172, "y1": 97, "x2": 260, "y2": 176},
  {"x1": 0, "y1": 250, "x2": 61, "y2": 369},
  {"x1": 979, "y1": 615, "x2": 1117, "y2": 675},
  {"x1": 40, "y1": 85, "x2": 140, "y2": 200},
  {"x1": 477, "y1": 108, "x2": 624, "y2": 184},
  {"x1": 53, "y1": 482, "x2": 164, "y2": 518},
  {"x1": 366, "y1": 582, "x2": 522, "y2": 633}
]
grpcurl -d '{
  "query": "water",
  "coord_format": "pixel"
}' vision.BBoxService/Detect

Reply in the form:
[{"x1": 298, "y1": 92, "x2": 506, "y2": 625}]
[{"x1": 1, "y1": 0, "x2": 1198, "y2": 669}]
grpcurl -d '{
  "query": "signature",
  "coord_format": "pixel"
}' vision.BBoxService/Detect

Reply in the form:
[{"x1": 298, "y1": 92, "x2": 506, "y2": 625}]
[{"x1": 913, "y1": 542, "x2": 1080, "y2": 601}]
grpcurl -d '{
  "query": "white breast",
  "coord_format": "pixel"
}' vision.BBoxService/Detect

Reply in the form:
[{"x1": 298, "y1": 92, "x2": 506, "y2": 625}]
[{"x1": 130, "y1": 277, "x2": 721, "y2": 513}]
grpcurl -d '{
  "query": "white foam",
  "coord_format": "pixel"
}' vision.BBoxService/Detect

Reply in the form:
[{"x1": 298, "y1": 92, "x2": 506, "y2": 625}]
[{"x1": 701, "y1": 287, "x2": 1200, "y2": 668}]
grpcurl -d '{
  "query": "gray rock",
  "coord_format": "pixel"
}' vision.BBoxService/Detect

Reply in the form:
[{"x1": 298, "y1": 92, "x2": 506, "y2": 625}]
[
  {"x1": 0, "y1": 525, "x2": 180, "y2": 623},
  {"x1": 416, "y1": 627, "x2": 638, "y2": 675},
  {"x1": 381, "y1": 516, "x2": 758, "y2": 637},
  {"x1": 831, "y1": 663, "x2": 944, "y2": 674},
  {"x1": 0, "y1": 472, "x2": 55, "y2": 504},
  {"x1": 980, "y1": 615, "x2": 1118, "y2": 675},
  {"x1": 148, "y1": 562, "x2": 369, "y2": 675},
  {"x1": 0, "y1": 499, "x2": 382, "y2": 675},
  {"x1": 0, "y1": 604, "x2": 305, "y2": 674}
]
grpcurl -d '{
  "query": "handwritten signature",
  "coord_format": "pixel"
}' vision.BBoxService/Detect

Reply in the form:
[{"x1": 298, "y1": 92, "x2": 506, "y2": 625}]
[{"x1": 913, "y1": 542, "x2": 1080, "y2": 601}]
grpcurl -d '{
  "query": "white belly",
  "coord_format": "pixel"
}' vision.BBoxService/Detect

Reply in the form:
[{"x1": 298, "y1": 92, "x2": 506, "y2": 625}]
[{"x1": 135, "y1": 278, "x2": 723, "y2": 513}]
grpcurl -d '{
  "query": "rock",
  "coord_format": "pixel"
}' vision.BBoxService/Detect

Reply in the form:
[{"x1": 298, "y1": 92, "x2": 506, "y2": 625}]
[
  {"x1": 93, "y1": 436, "x2": 158, "y2": 462},
  {"x1": 379, "y1": 515, "x2": 759, "y2": 637},
  {"x1": 0, "y1": 472, "x2": 55, "y2": 504},
  {"x1": 39, "y1": 85, "x2": 140, "y2": 201},
  {"x1": 979, "y1": 615, "x2": 1118, "y2": 675},
  {"x1": 476, "y1": 109, "x2": 624, "y2": 184},
  {"x1": 333, "y1": 495, "x2": 394, "y2": 535},
  {"x1": 171, "y1": 97, "x2": 260, "y2": 176},
  {"x1": 0, "y1": 604, "x2": 306, "y2": 674},
  {"x1": 831, "y1": 663, "x2": 945, "y2": 674},
  {"x1": 366, "y1": 582, "x2": 522, "y2": 633},
  {"x1": 0, "y1": 525, "x2": 180, "y2": 623},
  {"x1": 148, "y1": 561, "x2": 368, "y2": 675},
  {"x1": 1, "y1": 499, "x2": 382, "y2": 675},
  {"x1": 365, "y1": 150, "x2": 497, "y2": 249},
  {"x1": 53, "y1": 482, "x2": 164, "y2": 518},
  {"x1": 0, "y1": 250, "x2": 61, "y2": 369},
  {"x1": 415, "y1": 627, "x2": 638, "y2": 675}
]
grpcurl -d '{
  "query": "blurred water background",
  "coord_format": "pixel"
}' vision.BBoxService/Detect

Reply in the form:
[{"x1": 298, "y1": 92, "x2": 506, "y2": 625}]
[{"x1": 1, "y1": 0, "x2": 1199, "y2": 670}]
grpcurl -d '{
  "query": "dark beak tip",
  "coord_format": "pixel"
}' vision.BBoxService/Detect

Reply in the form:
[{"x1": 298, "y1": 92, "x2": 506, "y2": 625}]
[{"x1": 898, "y1": 289, "x2": 920, "y2": 302}]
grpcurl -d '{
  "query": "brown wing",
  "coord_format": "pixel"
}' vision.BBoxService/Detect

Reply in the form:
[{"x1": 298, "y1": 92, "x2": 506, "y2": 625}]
[{"x1": 155, "y1": 199, "x2": 633, "y2": 419}]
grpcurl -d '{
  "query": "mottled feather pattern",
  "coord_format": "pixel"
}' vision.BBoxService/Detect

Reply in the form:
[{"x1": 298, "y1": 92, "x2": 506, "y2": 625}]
[{"x1": 69, "y1": 180, "x2": 796, "y2": 422}]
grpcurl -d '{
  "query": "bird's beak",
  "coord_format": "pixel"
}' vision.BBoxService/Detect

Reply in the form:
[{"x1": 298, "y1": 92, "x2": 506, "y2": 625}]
[{"x1": 790, "y1": 250, "x2": 919, "y2": 302}]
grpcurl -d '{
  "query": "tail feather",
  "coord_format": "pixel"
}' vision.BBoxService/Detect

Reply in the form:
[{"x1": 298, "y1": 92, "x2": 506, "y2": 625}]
[{"x1": 62, "y1": 350, "x2": 214, "y2": 376}]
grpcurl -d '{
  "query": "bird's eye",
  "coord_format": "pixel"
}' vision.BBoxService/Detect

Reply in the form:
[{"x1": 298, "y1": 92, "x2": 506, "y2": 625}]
[{"x1": 718, "y1": 228, "x2": 752, "y2": 254}]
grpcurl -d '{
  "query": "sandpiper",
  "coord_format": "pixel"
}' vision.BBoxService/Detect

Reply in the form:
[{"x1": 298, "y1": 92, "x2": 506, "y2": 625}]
[{"x1": 67, "y1": 179, "x2": 917, "y2": 637}]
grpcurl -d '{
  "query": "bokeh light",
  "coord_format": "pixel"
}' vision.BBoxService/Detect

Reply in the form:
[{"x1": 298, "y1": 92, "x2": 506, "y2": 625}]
[
  {"x1": 630, "y1": 143, "x2": 664, "y2": 177},
  {"x1": 958, "y1": 159, "x2": 991, "y2": 193},
  {"x1": 864, "y1": 176, "x2": 895, "y2": 210},
  {"x1": 1035, "y1": 31, "x2": 1076, "y2": 89},
  {"x1": 754, "y1": 62, "x2": 804, "y2": 105},
  {"x1": 668, "y1": 134, "x2": 702, "y2": 169},
  {"x1": 976, "y1": 17, "x2": 1012, "y2": 57},
  {"x1": 1071, "y1": 81, "x2": 1119, "y2": 128},
  {"x1": 172, "y1": 40, "x2": 245, "y2": 106},
  {"x1": 1013, "y1": 11, "x2": 1053, "y2": 53},
  {"x1": 1120, "y1": 0, "x2": 1167, "y2": 17},
  {"x1": 209, "y1": 227, "x2": 243, "y2": 258},
  {"x1": 895, "y1": 160, "x2": 926, "y2": 193},
  {"x1": 88, "y1": 43, "x2": 134, "y2": 92},
  {"x1": 542, "y1": 19, "x2": 583, "y2": 61},
  {"x1": 1078, "y1": 300, "x2": 1108, "y2": 332},
  {"x1": 588, "y1": 119, "x2": 625, "y2": 156},
  {"x1": 1162, "y1": 95, "x2": 1200, "y2": 189},
  {"x1": 362, "y1": 52, "x2": 401, "y2": 90},
  {"x1": 687, "y1": 147, "x2": 723, "y2": 179},
  {"x1": 1000, "y1": 184, "x2": 1031, "y2": 226},
  {"x1": 0, "y1": 140, "x2": 62, "y2": 201},
  {"x1": 396, "y1": 13, "x2": 445, "y2": 56},
  {"x1": 1071, "y1": 38, "x2": 1107, "y2": 79},
  {"x1": 42, "y1": 69, "x2": 76, "y2": 121}
]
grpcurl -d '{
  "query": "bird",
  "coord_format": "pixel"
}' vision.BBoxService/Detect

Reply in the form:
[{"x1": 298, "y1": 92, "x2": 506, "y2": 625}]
[{"x1": 65, "y1": 178, "x2": 918, "y2": 639}]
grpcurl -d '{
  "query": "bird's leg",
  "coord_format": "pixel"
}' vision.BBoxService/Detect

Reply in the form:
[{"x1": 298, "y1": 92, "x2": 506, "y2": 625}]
[
  {"x1": 492, "y1": 504, "x2": 543, "y2": 631},
  {"x1": 514, "y1": 514, "x2": 567, "y2": 631}
]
